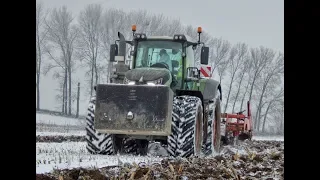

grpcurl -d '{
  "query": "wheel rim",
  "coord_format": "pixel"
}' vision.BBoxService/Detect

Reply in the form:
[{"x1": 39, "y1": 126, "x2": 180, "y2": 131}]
[
  {"x1": 213, "y1": 113, "x2": 218, "y2": 148},
  {"x1": 212, "y1": 99, "x2": 221, "y2": 153},
  {"x1": 213, "y1": 107, "x2": 218, "y2": 149}
]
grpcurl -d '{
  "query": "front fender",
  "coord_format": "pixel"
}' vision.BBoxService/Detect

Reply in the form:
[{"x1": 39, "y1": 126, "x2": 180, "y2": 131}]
[{"x1": 202, "y1": 79, "x2": 222, "y2": 101}]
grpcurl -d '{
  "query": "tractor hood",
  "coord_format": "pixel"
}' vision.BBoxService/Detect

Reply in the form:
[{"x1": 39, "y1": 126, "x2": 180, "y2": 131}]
[{"x1": 125, "y1": 68, "x2": 172, "y2": 85}]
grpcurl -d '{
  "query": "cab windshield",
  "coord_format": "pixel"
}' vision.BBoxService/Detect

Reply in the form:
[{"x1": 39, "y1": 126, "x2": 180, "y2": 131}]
[{"x1": 134, "y1": 40, "x2": 183, "y2": 74}]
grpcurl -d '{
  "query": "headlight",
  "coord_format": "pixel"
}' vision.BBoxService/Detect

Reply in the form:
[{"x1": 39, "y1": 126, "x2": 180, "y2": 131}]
[{"x1": 146, "y1": 78, "x2": 163, "y2": 85}]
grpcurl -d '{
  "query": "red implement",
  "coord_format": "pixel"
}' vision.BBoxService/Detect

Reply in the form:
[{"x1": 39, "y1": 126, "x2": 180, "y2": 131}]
[{"x1": 221, "y1": 101, "x2": 253, "y2": 144}]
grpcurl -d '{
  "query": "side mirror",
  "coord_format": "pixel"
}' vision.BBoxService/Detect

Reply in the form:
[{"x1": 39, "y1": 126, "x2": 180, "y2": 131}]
[
  {"x1": 186, "y1": 67, "x2": 200, "y2": 81},
  {"x1": 200, "y1": 46, "x2": 209, "y2": 65},
  {"x1": 110, "y1": 44, "x2": 118, "y2": 62}
]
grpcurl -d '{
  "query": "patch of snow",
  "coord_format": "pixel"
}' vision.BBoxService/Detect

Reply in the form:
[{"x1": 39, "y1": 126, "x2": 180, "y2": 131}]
[
  {"x1": 220, "y1": 145, "x2": 248, "y2": 155},
  {"x1": 36, "y1": 131, "x2": 86, "y2": 137},
  {"x1": 36, "y1": 113, "x2": 85, "y2": 126},
  {"x1": 36, "y1": 142, "x2": 163, "y2": 174},
  {"x1": 252, "y1": 136, "x2": 284, "y2": 141}
]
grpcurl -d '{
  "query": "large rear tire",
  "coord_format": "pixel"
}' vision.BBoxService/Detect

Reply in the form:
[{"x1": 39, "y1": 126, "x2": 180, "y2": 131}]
[
  {"x1": 167, "y1": 96, "x2": 203, "y2": 157},
  {"x1": 204, "y1": 92, "x2": 222, "y2": 155}
]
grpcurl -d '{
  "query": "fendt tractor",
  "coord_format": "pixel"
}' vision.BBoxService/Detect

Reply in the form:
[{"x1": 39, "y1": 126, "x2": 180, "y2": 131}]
[{"x1": 85, "y1": 25, "x2": 223, "y2": 158}]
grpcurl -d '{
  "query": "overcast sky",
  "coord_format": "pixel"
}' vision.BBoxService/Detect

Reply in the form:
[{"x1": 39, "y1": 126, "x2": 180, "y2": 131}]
[{"x1": 38, "y1": 0, "x2": 284, "y2": 52}]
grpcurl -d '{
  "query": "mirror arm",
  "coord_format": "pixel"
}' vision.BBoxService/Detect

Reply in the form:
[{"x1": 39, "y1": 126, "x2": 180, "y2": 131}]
[{"x1": 125, "y1": 41, "x2": 134, "y2": 45}]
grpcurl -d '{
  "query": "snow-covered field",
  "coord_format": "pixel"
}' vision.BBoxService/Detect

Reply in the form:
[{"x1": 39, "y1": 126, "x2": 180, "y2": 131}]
[
  {"x1": 36, "y1": 129, "x2": 284, "y2": 141},
  {"x1": 36, "y1": 113, "x2": 163, "y2": 174},
  {"x1": 36, "y1": 113, "x2": 85, "y2": 127},
  {"x1": 36, "y1": 113, "x2": 284, "y2": 178},
  {"x1": 36, "y1": 131, "x2": 86, "y2": 137},
  {"x1": 36, "y1": 142, "x2": 163, "y2": 174},
  {"x1": 36, "y1": 113, "x2": 85, "y2": 133}
]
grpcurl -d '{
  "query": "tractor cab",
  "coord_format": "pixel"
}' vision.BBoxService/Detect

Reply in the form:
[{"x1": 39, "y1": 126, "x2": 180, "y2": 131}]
[{"x1": 109, "y1": 25, "x2": 210, "y2": 92}]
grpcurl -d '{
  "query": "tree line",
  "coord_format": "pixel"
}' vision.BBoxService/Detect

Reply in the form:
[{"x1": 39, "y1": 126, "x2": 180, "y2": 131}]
[{"x1": 36, "y1": 2, "x2": 284, "y2": 134}]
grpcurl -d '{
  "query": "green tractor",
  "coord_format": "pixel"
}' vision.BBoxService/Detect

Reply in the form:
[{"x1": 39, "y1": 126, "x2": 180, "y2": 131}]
[{"x1": 85, "y1": 26, "x2": 222, "y2": 157}]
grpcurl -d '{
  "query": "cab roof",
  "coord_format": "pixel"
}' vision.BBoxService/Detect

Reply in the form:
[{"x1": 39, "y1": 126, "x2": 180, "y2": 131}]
[{"x1": 147, "y1": 35, "x2": 194, "y2": 42}]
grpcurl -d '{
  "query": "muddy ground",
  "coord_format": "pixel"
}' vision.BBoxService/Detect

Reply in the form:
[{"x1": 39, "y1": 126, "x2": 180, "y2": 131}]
[
  {"x1": 36, "y1": 140, "x2": 283, "y2": 180},
  {"x1": 36, "y1": 135, "x2": 86, "y2": 143}
]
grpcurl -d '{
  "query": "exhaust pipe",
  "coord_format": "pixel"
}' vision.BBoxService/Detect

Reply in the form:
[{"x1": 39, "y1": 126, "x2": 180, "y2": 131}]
[{"x1": 118, "y1": 32, "x2": 126, "y2": 57}]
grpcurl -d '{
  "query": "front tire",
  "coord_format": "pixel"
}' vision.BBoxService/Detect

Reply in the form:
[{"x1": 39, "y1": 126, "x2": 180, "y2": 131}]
[
  {"x1": 85, "y1": 97, "x2": 138, "y2": 155},
  {"x1": 167, "y1": 96, "x2": 203, "y2": 157},
  {"x1": 85, "y1": 97, "x2": 113, "y2": 155}
]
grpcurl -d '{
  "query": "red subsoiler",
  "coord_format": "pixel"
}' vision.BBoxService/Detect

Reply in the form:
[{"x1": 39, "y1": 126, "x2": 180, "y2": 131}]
[{"x1": 221, "y1": 101, "x2": 253, "y2": 144}]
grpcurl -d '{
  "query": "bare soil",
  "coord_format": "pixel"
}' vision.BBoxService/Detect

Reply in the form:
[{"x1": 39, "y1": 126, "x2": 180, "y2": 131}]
[
  {"x1": 36, "y1": 135, "x2": 85, "y2": 143},
  {"x1": 36, "y1": 140, "x2": 284, "y2": 180}
]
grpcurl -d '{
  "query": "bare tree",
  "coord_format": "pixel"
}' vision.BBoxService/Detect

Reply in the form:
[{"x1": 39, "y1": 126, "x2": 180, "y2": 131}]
[
  {"x1": 44, "y1": 6, "x2": 78, "y2": 115},
  {"x1": 43, "y1": 46, "x2": 69, "y2": 113},
  {"x1": 231, "y1": 53, "x2": 251, "y2": 113},
  {"x1": 128, "y1": 10, "x2": 151, "y2": 33},
  {"x1": 36, "y1": 2, "x2": 48, "y2": 110},
  {"x1": 50, "y1": 71, "x2": 67, "y2": 112},
  {"x1": 76, "y1": 82, "x2": 80, "y2": 118},
  {"x1": 217, "y1": 59, "x2": 230, "y2": 84},
  {"x1": 278, "y1": 100, "x2": 284, "y2": 134},
  {"x1": 131, "y1": 10, "x2": 164, "y2": 36},
  {"x1": 100, "y1": 8, "x2": 129, "y2": 83},
  {"x1": 128, "y1": 10, "x2": 182, "y2": 37},
  {"x1": 266, "y1": 97, "x2": 284, "y2": 134},
  {"x1": 247, "y1": 46, "x2": 274, "y2": 102},
  {"x1": 210, "y1": 38, "x2": 231, "y2": 76},
  {"x1": 77, "y1": 4, "x2": 103, "y2": 96},
  {"x1": 254, "y1": 52, "x2": 283, "y2": 130},
  {"x1": 161, "y1": 18, "x2": 183, "y2": 36},
  {"x1": 223, "y1": 43, "x2": 248, "y2": 113},
  {"x1": 239, "y1": 72, "x2": 252, "y2": 111},
  {"x1": 261, "y1": 87, "x2": 284, "y2": 133}
]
